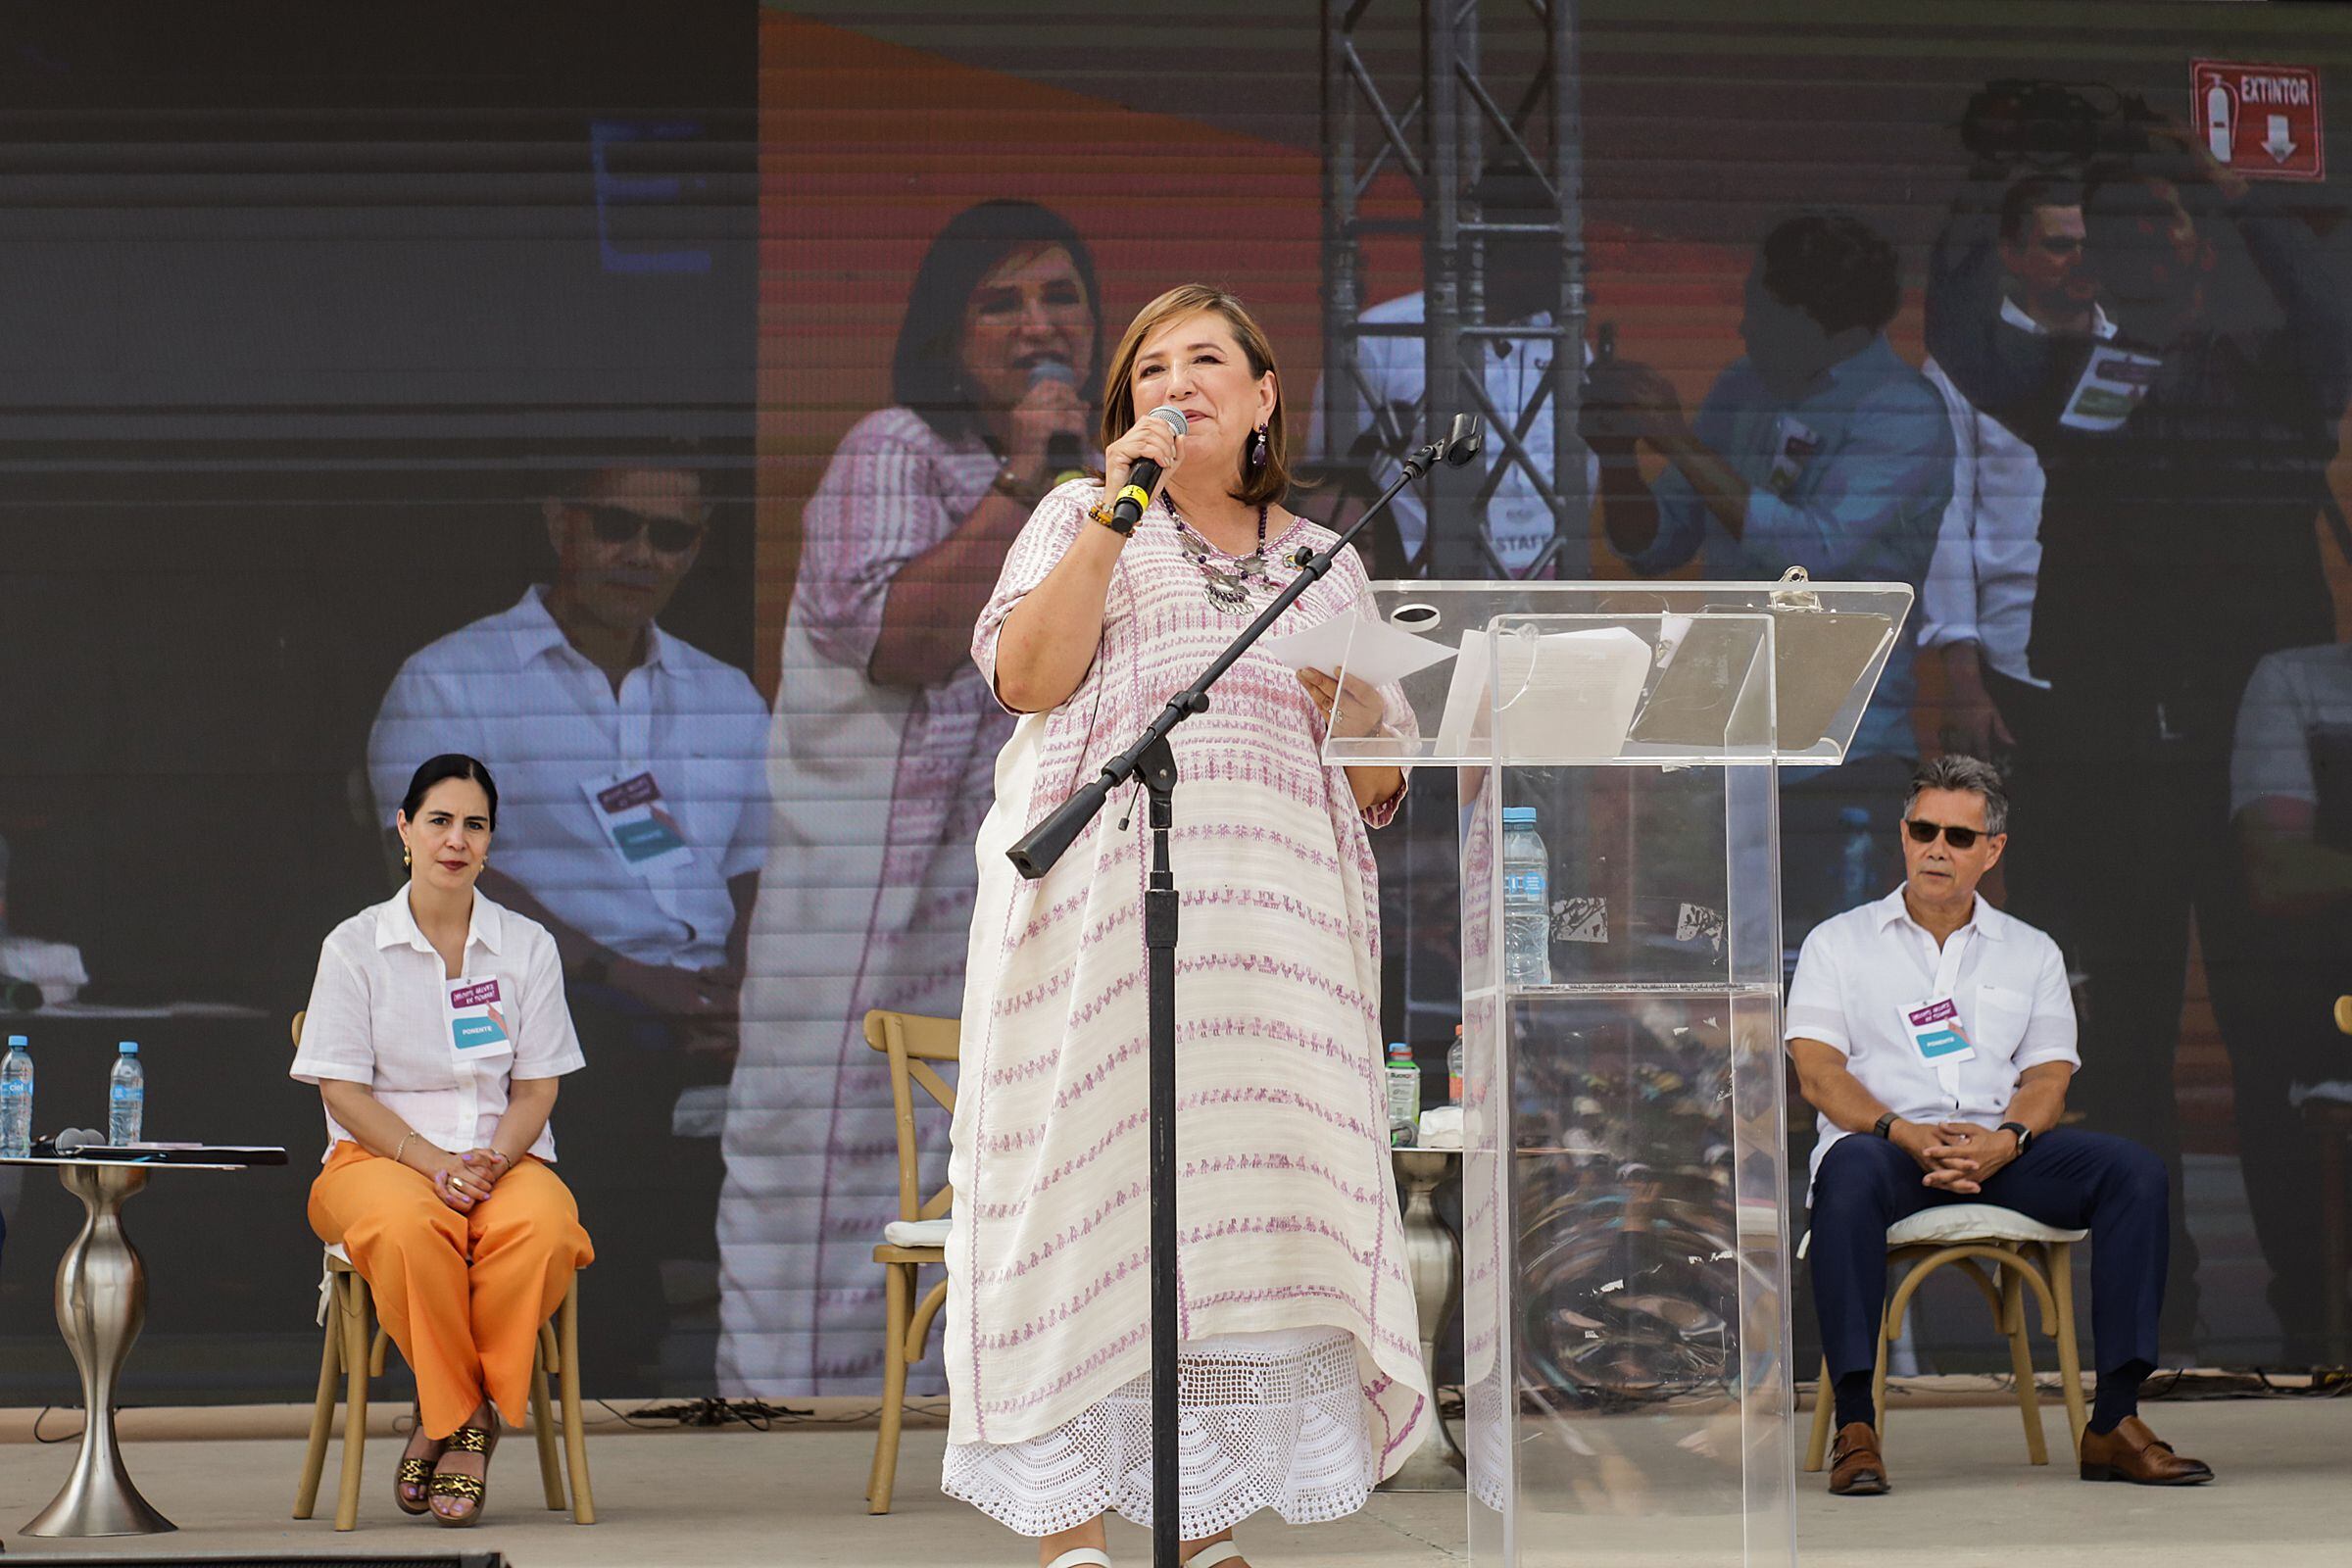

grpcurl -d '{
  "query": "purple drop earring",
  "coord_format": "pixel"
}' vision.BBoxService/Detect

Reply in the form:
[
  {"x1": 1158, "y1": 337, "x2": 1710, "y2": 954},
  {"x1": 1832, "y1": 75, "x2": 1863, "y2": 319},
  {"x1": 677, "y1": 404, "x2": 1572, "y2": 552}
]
[{"x1": 1247, "y1": 423, "x2": 1269, "y2": 476}]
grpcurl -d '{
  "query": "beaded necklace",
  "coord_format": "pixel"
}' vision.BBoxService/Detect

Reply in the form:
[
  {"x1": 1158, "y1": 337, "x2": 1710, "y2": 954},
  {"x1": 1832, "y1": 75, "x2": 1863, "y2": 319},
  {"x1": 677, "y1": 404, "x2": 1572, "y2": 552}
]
[{"x1": 1163, "y1": 494, "x2": 1277, "y2": 613}]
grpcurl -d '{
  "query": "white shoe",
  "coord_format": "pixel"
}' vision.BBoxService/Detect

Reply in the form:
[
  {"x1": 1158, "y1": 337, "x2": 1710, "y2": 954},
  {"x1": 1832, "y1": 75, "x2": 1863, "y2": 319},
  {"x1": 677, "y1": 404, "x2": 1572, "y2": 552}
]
[
  {"x1": 1187, "y1": 1545, "x2": 1245, "y2": 1567},
  {"x1": 1044, "y1": 1551, "x2": 1112, "y2": 1568}
]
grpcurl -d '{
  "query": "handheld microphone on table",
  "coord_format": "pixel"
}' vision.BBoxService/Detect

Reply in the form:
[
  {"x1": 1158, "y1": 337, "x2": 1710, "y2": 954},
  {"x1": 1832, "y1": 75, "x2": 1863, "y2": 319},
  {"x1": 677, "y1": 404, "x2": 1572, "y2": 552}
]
[
  {"x1": 1027, "y1": 359, "x2": 1093, "y2": 490},
  {"x1": 1108, "y1": 405, "x2": 1190, "y2": 530}
]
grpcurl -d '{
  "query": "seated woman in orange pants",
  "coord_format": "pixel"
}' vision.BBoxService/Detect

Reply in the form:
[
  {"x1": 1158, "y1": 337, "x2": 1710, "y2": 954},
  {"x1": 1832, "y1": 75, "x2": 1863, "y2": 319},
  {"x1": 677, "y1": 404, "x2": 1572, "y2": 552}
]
[{"x1": 292, "y1": 753, "x2": 592, "y2": 1527}]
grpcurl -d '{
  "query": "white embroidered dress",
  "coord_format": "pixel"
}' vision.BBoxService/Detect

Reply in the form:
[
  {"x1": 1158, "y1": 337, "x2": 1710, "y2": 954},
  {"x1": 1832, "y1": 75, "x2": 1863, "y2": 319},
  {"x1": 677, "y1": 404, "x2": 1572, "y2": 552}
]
[{"x1": 943, "y1": 480, "x2": 1429, "y2": 1538}]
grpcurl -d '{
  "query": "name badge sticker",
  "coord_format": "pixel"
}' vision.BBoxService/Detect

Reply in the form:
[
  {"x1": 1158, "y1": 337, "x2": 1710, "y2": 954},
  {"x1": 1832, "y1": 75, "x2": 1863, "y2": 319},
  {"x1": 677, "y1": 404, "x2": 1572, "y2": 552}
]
[
  {"x1": 447, "y1": 976, "x2": 514, "y2": 1057},
  {"x1": 1900, "y1": 996, "x2": 1976, "y2": 1065},
  {"x1": 581, "y1": 769, "x2": 695, "y2": 875},
  {"x1": 1764, "y1": 416, "x2": 1823, "y2": 497},
  {"x1": 2059, "y1": 344, "x2": 2163, "y2": 432}
]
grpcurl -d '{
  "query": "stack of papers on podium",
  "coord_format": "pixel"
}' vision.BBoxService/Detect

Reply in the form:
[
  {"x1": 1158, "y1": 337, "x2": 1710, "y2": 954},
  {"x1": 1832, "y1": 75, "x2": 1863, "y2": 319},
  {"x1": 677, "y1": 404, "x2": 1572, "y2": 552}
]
[{"x1": 1436, "y1": 625, "x2": 1650, "y2": 760}]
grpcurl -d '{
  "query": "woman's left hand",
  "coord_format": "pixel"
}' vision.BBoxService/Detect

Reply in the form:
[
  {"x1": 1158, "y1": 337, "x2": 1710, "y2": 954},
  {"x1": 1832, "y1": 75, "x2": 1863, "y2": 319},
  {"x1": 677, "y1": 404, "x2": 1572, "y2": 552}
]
[
  {"x1": 442, "y1": 1148, "x2": 512, "y2": 1204},
  {"x1": 1298, "y1": 667, "x2": 1386, "y2": 739}
]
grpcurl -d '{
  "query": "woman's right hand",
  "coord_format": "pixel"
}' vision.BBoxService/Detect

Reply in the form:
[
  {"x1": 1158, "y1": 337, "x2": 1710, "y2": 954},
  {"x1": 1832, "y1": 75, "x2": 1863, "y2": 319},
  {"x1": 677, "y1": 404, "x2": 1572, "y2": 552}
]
[
  {"x1": 1004, "y1": 372, "x2": 1090, "y2": 491},
  {"x1": 407, "y1": 1143, "x2": 481, "y2": 1212},
  {"x1": 1102, "y1": 408, "x2": 1185, "y2": 510}
]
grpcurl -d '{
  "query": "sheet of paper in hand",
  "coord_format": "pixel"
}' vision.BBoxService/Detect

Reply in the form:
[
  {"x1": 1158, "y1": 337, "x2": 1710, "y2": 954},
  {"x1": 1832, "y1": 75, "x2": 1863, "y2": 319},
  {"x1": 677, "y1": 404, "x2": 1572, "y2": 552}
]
[
  {"x1": 1261, "y1": 612, "x2": 1458, "y2": 687},
  {"x1": 581, "y1": 769, "x2": 695, "y2": 874},
  {"x1": 1900, "y1": 996, "x2": 1975, "y2": 1065},
  {"x1": 447, "y1": 976, "x2": 514, "y2": 1060}
]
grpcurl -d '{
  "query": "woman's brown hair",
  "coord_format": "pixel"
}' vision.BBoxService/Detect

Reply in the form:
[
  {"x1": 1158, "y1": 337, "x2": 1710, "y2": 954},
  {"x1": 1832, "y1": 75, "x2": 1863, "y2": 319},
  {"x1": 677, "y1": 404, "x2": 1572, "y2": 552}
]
[{"x1": 1099, "y1": 284, "x2": 1295, "y2": 510}]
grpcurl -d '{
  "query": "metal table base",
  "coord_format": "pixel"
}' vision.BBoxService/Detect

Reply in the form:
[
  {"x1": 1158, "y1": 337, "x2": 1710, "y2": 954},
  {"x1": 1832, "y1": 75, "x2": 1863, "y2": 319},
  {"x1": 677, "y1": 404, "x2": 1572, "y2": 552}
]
[{"x1": 24, "y1": 1161, "x2": 174, "y2": 1537}]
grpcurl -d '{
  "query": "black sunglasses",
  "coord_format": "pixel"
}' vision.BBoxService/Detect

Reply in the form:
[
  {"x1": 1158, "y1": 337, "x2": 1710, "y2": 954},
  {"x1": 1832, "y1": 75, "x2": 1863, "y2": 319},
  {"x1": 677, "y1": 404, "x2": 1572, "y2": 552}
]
[
  {"x1": 582, "y1": 503, "x2": 703, "y2": 556},
  {"x1": 1904, "y1": 818, "x2": 1984, "y2": 851}
]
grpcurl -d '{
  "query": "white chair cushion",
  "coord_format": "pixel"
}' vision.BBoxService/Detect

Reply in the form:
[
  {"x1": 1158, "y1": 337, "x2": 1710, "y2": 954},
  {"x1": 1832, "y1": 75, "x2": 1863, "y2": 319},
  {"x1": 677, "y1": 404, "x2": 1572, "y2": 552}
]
[
  {"x1": 315, "y1": 1245, "x2": 352, "y2": 1326},
  {"x1": 1884, "y1": 1202, "x2": 2087, "y2": 1248},
  {"x1": 883, "y1": 1217, "x2": 952, "y2": 1249}
]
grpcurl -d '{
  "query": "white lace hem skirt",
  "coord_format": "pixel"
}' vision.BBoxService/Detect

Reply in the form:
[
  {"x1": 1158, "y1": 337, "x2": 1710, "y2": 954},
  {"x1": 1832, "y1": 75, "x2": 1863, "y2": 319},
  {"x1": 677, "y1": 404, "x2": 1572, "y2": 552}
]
[{"x1": 941, "y1": 1326, "x2": 1378, "y2": 1540}]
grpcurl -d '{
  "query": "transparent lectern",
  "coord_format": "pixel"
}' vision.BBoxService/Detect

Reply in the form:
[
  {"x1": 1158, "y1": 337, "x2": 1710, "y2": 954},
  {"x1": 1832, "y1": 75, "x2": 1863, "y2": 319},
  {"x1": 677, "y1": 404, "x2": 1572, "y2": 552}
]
[{"x1": 1324, "y1": 578, "x2": 1913, "y2": 1568}]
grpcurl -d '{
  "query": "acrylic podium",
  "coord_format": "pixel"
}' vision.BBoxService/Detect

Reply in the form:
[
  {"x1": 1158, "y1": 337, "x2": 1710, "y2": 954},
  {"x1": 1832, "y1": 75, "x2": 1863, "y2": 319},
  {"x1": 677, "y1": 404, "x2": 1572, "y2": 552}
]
[{"x1": 1323, "y1": 575, "x2": 1911, "y2": 1568}]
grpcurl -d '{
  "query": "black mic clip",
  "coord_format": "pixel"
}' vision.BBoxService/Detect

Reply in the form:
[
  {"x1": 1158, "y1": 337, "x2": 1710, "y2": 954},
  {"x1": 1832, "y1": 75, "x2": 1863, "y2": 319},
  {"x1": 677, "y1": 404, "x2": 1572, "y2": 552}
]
[{"x1": 1291, "y1": 415, "x2": 1485, "y2": 569}]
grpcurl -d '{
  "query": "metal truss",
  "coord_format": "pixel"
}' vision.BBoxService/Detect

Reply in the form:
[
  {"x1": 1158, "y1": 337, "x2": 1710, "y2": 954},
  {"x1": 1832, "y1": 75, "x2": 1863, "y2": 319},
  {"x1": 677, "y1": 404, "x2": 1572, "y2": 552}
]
[{"x1": 1320, "y1": 0, "x2": 1590, "y2": 580}]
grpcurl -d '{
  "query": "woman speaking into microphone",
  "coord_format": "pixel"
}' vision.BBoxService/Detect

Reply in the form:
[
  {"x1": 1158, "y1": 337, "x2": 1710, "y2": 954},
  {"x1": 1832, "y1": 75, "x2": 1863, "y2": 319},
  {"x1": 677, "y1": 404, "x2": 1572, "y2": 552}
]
[
  {"x1": 292, "y1": 754, "x2": 592, "y2": 1527},
  {"x1": 944, "y1": 286, "x2": 1426, "y2": 1568}
]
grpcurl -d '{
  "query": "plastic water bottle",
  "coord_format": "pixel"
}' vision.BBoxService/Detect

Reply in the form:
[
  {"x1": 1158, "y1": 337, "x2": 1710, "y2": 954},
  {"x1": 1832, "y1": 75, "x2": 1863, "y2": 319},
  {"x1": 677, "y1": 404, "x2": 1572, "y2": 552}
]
[
  {"x1": 1447, "y1": 1024, "x2": 1465, "y2": 1104},
  {"x1": 1838, "y1": 805, "x2": 1875, "y2": 910},
  {"x1": 1502, "y1": 806, "x2": 1552, "y2": 985},
  {"x1": 108, "y1": 1041, "x2": 145, "y2": 1146},
  {"x1": 1, "y1": 1034, "x2": 32, "y2": 1158},
  {"x1": 1386, "y1": 1041, "x2": 1421, "y2": 1147}
]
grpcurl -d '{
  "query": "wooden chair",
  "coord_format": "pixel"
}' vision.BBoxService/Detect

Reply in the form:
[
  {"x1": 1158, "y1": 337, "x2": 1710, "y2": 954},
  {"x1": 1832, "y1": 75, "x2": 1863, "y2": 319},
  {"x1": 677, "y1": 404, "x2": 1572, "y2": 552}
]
[
  {"x1": 2316, "y1": 998, "x2": 2352, "y2": 1365},
  {"x1": 1802, "y1": 1202, "x2": 2088, "y2": 1474},
  {"x1": 863, "y1": 1007, "x2": 958, "y2": 1516},
  {"x1": 287, "y1": 1009, "x2": 597, "y2": 1529},
  {"x1": 294, "y1": 1258, "x2": 595, "y2": 1529}
]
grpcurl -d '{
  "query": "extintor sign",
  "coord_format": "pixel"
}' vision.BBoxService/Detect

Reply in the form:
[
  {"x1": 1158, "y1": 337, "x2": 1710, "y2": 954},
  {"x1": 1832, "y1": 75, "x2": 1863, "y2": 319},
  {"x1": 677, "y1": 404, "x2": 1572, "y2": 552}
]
[{"x1": 2191, "y1": 61, "x2": 2326, "y2": 182}]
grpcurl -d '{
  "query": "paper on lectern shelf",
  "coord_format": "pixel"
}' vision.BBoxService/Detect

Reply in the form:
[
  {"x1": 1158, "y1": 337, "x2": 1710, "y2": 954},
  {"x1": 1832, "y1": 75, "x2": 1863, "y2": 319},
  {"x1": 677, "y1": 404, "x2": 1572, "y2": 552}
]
[
  {"x1": 1435, "y1": 625, "x2": 1651, "y2": 760},
  {"x1": 1260, "y1": 612, "x2": 1458, "y2": 687}
]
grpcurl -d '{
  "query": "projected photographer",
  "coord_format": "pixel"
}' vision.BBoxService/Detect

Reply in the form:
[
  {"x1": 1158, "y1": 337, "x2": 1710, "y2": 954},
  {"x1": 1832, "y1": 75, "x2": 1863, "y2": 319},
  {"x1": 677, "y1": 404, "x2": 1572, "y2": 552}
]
[
  {"x1": 1926, "y1": 111, "x2": 2352, "y2": 1351},
  {"x1": 1585, "y1": 211, "x2": 1953, "y2": 938}
]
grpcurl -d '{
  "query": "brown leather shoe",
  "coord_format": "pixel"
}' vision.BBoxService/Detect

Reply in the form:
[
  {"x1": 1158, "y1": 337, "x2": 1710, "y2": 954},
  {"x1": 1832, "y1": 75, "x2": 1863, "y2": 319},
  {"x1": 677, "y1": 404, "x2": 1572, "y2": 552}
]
[
  {"x1": 1828, "y1": 1422, "x2": 1889, "y2": 1495},
  {"x1": 2078, "y1": 1416, "x2": 2214, "y2": 1486}
]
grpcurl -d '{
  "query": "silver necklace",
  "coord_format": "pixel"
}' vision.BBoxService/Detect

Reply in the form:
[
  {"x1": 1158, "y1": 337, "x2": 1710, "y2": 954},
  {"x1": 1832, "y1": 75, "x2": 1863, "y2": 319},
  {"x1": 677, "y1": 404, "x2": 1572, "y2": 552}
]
[{"x1": 1165, "y1": 496, "x2": 1274, "y2": 613}]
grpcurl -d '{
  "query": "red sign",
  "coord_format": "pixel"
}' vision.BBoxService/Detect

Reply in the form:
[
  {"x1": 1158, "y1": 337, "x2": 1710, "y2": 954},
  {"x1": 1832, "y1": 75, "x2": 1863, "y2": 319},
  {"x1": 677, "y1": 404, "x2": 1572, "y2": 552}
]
[{"x1": 2191, "y1": 61, "x2": 2326, "y2": 182}]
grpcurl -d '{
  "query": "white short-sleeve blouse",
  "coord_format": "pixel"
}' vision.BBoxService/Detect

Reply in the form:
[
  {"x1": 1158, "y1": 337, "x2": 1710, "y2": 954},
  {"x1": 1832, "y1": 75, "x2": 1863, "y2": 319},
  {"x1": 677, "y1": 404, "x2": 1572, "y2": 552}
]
[{"x1": 290, "y1": 890, "x2": 586, "y2": 1162}]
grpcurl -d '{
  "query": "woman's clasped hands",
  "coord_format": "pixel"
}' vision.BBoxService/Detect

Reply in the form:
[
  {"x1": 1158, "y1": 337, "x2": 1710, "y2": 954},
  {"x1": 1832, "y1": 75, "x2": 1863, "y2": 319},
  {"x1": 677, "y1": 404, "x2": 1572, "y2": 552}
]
[{"x1": 413, "y1": 1144, "x2": 513, "y2": 1212}]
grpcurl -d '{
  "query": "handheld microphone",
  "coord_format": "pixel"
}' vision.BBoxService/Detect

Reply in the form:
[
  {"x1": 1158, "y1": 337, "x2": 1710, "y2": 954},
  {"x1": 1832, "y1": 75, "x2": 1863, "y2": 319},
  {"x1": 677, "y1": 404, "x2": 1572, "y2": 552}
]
[
  {"x1": 1111, "y1": 405, "x2": 1190, "y2": 529},
  {"x1": 1027, "y1": 360, "x2": 1091, "y2": 489}
]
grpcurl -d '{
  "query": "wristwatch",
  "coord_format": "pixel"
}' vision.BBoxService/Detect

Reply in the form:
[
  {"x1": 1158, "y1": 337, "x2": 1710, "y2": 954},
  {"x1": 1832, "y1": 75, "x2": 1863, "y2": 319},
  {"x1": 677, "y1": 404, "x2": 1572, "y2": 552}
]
[
  {"x1": 1872, "y1": 1111, "x2": 1899, "y2": 1140},
  {"x1": 1998, "y1": 1120, "x2": 2033, "y2": 1155}
]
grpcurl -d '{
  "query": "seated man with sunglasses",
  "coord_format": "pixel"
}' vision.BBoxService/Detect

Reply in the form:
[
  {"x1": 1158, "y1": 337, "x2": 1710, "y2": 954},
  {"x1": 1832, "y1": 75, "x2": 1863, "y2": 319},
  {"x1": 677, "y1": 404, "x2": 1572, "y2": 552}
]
[
  {"x1": 368, "y1": 452, "x2": 768, "y2": 1384},
  {"x1": 1788, "y1": 754, "x2": 2211, "y2": 1496}
]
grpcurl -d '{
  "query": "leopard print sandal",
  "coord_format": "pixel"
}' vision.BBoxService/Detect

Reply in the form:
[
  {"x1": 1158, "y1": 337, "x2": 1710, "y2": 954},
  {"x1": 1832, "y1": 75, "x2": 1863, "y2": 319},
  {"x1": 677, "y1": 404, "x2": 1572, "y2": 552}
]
[
  {"x1": 394, "y1": 1415, "x2": 442, "y2": 1516},
  {"x1": 428, "y1": 1421, "x2": 498, "y2": 1527}
]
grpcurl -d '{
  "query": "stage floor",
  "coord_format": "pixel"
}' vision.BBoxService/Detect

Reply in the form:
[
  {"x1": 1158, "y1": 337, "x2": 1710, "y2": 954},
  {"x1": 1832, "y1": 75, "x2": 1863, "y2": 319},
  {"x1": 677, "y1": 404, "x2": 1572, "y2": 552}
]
[{"x1": 0, "y1": 1396, "x2": 2344, "y2": 1565}]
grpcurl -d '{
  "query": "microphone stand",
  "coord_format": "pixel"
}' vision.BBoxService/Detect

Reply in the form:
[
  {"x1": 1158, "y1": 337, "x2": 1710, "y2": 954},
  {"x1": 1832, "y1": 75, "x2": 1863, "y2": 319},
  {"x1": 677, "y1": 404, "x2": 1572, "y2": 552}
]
[{"x1": 1006, "y1": 415, "x2": 1483, "y2": 1568}]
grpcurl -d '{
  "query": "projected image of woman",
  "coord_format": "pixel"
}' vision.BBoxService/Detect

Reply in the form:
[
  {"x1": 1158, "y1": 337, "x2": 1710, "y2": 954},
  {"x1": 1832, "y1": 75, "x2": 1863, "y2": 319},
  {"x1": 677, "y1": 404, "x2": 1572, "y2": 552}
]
[
  {"x1": 719, "y1": 201, "x2": 1104, "y2": 1395},
  {"x1": 946, "y1": 285, "x2": 1426, "y2": 1566}
]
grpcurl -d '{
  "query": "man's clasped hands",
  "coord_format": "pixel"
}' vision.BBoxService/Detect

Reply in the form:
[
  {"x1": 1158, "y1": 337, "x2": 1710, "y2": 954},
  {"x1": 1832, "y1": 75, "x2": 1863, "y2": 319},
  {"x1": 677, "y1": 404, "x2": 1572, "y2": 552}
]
[{"x1": 1886, "y1": 1117, "x2": 2024, "y2": 1195}]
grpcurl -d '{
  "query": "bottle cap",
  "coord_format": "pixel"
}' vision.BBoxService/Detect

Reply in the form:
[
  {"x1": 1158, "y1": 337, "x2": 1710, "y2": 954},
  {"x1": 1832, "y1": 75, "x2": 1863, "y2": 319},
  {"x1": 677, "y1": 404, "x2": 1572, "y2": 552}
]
[
  {"x1": 119, "y1": 1041, "x2": 139, "y2": 1055},
  {"x1": 1387, "y1": 1041, "x2": 1413, "y2": 1059},
  {"x1": 6, "y1": 1034, "x2": 24, "y2": 1049},
  {"x1": 1501, "y1": 806, "x2": 1538, "y2": 825}
]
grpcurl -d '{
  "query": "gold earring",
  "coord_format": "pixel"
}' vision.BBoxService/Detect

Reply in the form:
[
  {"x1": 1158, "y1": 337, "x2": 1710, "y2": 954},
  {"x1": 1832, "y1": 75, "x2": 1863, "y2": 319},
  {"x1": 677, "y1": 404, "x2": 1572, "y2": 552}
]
[{"x1": 402, "y1": 846, "x2": 412, "y2": 868}]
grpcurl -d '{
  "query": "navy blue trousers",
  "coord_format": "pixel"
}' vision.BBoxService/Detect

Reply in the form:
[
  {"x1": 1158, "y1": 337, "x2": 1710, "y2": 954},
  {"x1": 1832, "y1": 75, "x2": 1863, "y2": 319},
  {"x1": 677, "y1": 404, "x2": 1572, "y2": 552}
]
[{"x1": 1808, "y1": 1127, "x2": 2168, "y2": 1381}]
